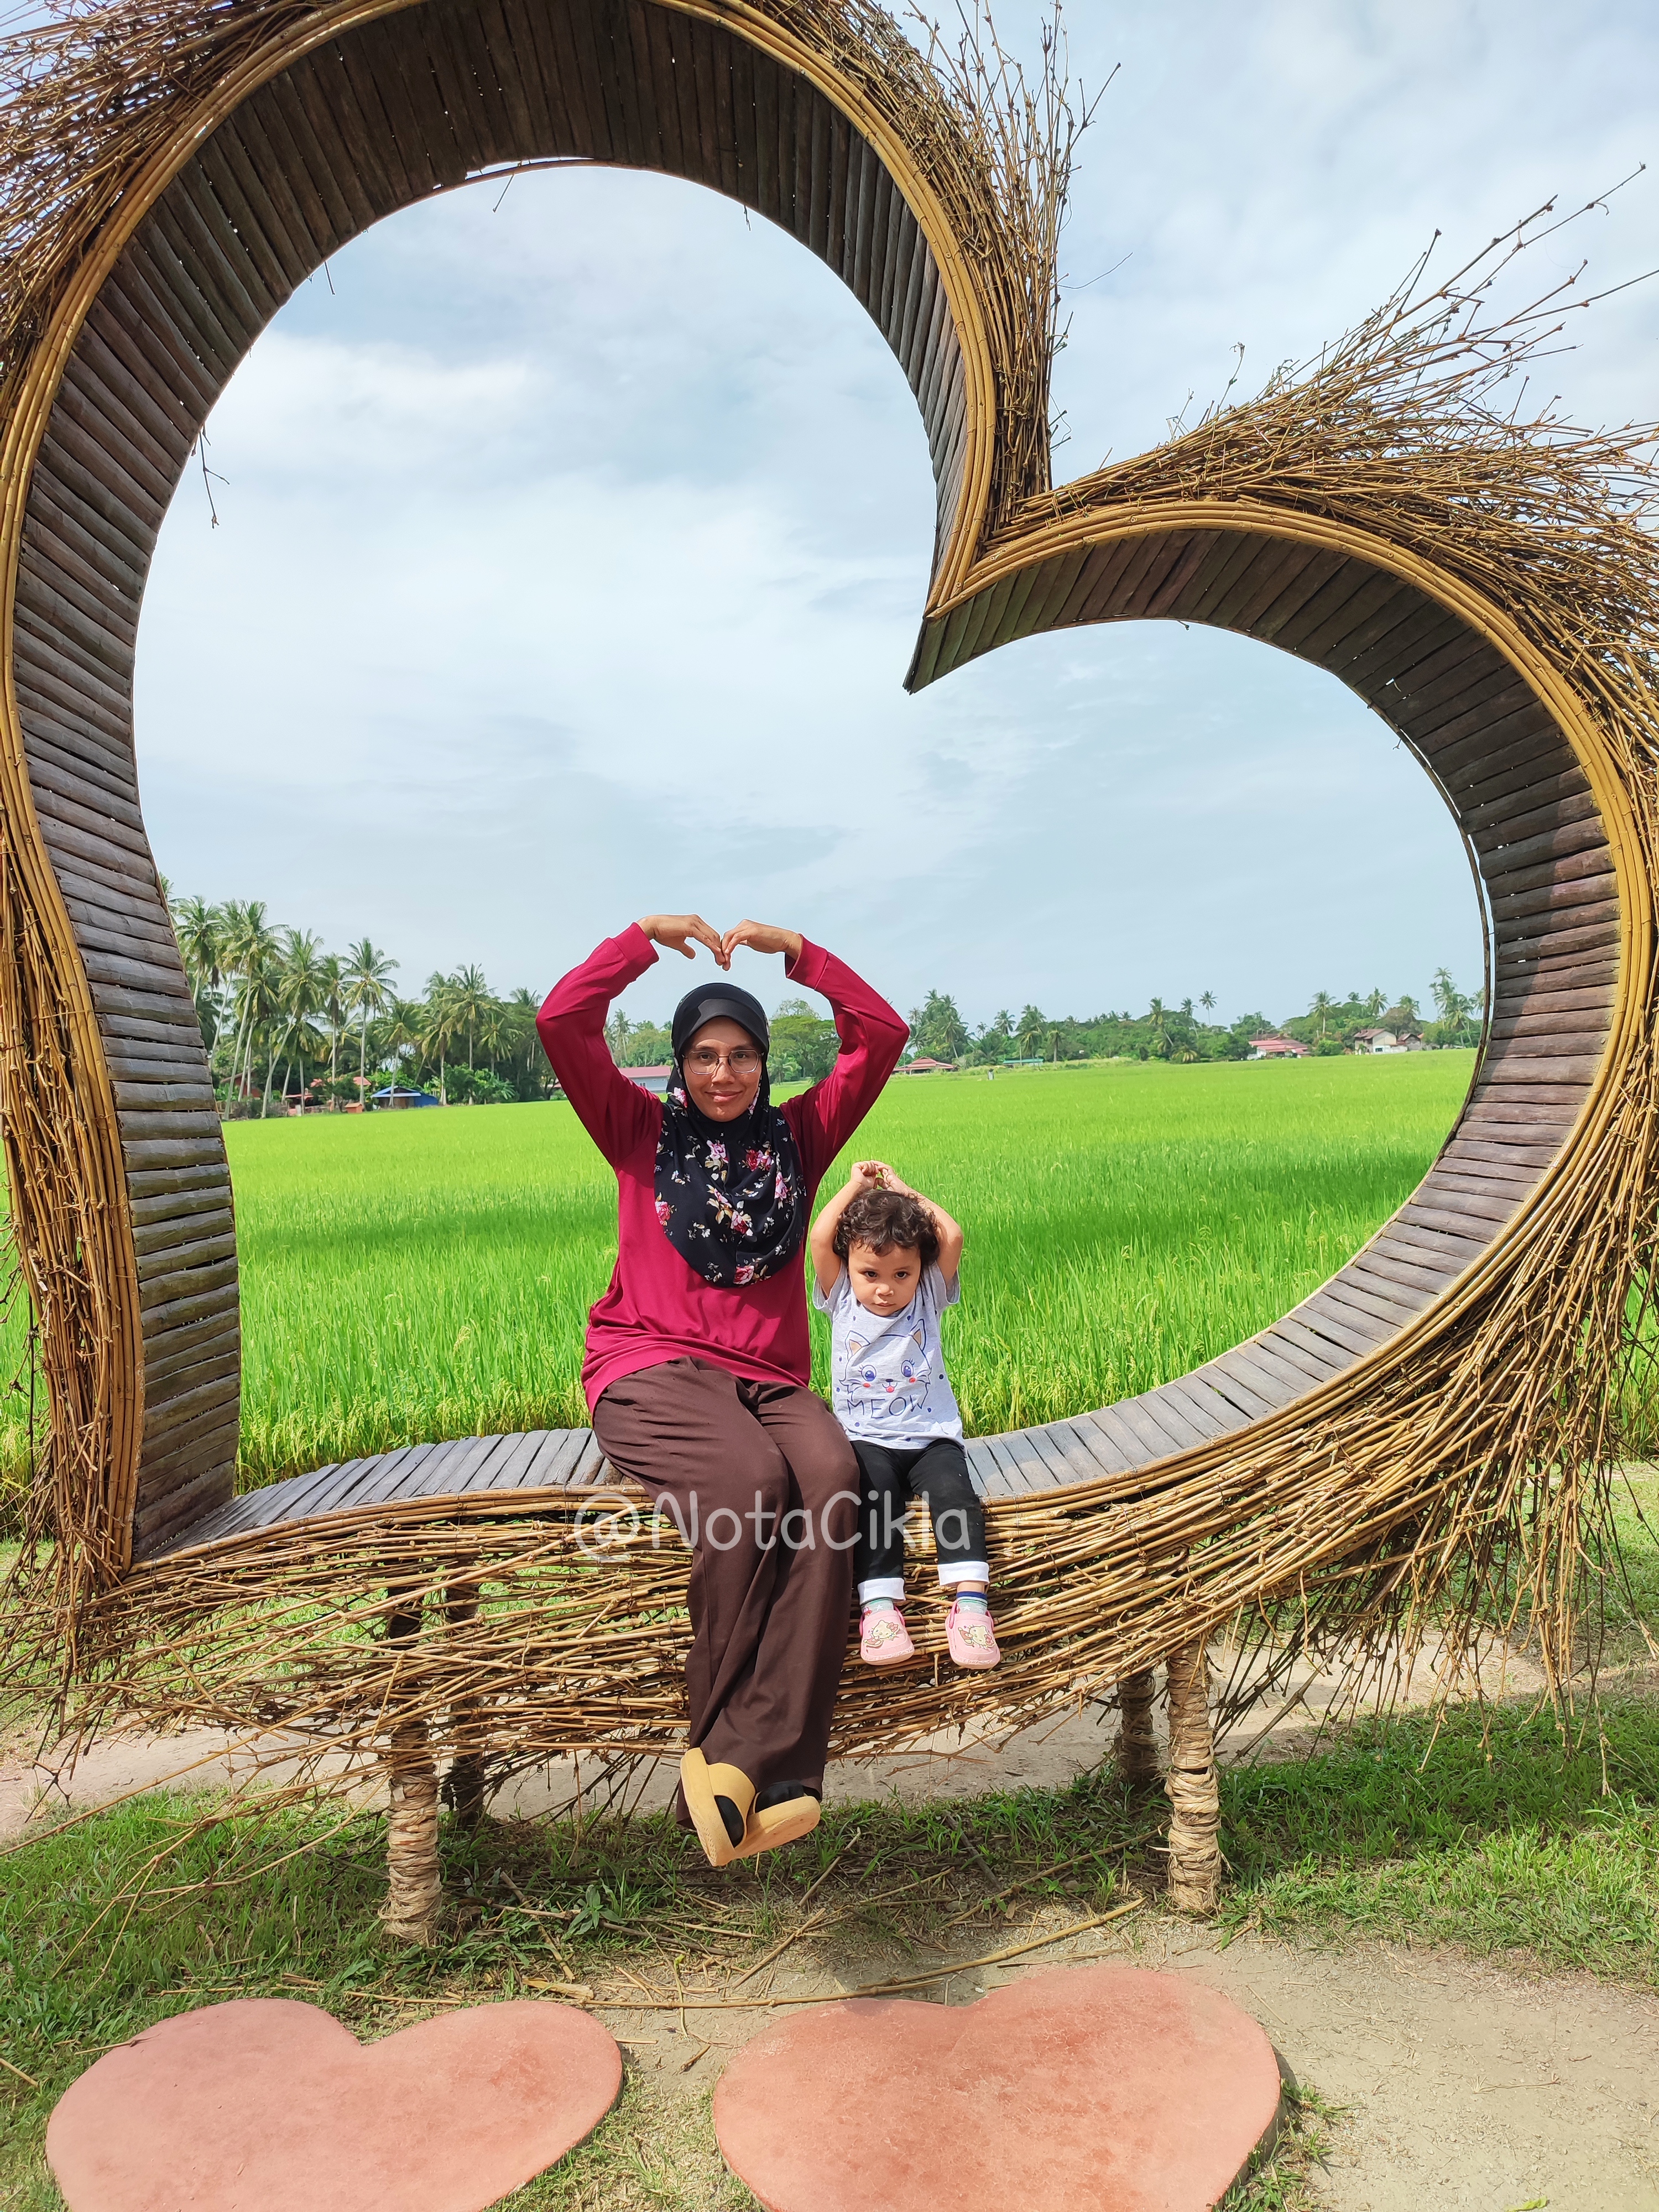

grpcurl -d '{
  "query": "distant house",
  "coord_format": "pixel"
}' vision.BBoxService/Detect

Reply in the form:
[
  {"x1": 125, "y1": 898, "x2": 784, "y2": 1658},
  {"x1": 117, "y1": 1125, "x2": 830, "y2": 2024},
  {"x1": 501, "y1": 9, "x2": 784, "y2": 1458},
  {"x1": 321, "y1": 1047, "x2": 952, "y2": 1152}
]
[
  {"x1": 902, "y1": 1057, "x2": 956, "y2": 1075},
  {"x1": 620, "y1": 1063, "x2": 673, "y2": 1093},
  {"x1": 1248, "y1": 1036, "x2": 1310, "y2": 1060},
  {"x1": 371, "y1": 1086, "x2": 441, "y2": 1109},
  {"x1": 1353, "y1": 1026, "x2": 1428, "y2": 1055}
]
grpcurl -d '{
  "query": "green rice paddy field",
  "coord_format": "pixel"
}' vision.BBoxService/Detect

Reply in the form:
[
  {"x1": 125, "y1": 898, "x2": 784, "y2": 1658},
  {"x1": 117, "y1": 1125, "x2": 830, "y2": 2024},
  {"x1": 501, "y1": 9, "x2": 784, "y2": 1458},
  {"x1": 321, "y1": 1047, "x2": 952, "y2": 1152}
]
[
  {"x1": 204, "y1": 1051, "x2": 1474, "y2": 1485},
  {"x1": 0, "y1": 1052, "x2": 1474, "y2": 1498}
]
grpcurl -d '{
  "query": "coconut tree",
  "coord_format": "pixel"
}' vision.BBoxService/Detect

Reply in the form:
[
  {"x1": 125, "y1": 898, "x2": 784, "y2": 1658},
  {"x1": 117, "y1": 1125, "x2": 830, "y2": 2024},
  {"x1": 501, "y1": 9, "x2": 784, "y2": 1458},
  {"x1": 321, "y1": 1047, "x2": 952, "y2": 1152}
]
[
  {"x1": 319, "y1": 952, "x2": 347, "y2": 1093},
  {"x1": 379, "y1": 995, "x2": 426, "y2": 1095},
  {"x1": 173, "y1": 894, "x2": 222, "y2": 995},
  {"x1": 499, "y1": 987, "x2": 544, "y2": 1096},
  {"x1": 345, "y1": 937, "x2": 399, "y2": 1104},
  {"x1": 1308, "y1": 989, "x2": 1335, "y2": 1040},
  {"x1": 421, "y1": 973, "x2": 465, "y2": 1103},
  {"x1": 171, "y1": 895, "x2": 224, "y2": 1049},
  {"x1": 475, "y1": 990, "x2": 514, "y2": 1077},
  {"x1": 446, "y1": 963, "x2": 492, "y2": 1071},
  {"x1": 267, "y1": 928, "x2": 325, "y2": 1114},
  {"x1": 220, "y1": 901, "x2": 279, "y2": 1103}
]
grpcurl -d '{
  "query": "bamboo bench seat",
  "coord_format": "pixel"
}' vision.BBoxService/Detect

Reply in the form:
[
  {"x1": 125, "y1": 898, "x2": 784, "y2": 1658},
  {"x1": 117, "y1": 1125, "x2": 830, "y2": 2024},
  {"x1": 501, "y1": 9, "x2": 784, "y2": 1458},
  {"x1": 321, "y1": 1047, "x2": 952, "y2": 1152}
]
[{"x1": 143, "y1": 1117, "x2": 1537, "y2": 1560}]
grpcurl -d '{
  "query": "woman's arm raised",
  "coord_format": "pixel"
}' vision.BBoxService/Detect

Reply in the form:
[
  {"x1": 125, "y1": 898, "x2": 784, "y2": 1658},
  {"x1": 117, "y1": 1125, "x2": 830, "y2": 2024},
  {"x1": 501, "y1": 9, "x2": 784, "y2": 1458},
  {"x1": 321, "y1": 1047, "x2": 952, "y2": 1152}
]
[
  {"x1": 537, "y1": 924, "x2": 668, "y2": 1165},
  {"x1": 769, "y1": 938, "x2": 909, "y2": 1186}
]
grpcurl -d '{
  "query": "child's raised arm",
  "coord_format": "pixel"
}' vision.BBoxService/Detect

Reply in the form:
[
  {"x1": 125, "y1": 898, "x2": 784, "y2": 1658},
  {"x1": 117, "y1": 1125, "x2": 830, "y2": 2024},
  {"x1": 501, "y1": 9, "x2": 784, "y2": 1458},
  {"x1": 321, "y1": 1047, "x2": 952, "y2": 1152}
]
[
  {"x1": 808, "y1": 1168, "x2": 872, "y2": 1296},
  {"x1": 856, "y1": 1161, "x2": 964, "y2": 1286}
]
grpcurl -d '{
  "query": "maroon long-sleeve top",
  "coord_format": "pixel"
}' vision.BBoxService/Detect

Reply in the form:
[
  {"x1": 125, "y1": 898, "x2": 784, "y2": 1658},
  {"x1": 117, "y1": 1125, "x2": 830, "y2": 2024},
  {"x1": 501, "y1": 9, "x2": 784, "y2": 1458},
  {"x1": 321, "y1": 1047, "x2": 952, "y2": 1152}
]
[{"x1": 538, "y1": 925, "x2": 909, "y2": 1411}]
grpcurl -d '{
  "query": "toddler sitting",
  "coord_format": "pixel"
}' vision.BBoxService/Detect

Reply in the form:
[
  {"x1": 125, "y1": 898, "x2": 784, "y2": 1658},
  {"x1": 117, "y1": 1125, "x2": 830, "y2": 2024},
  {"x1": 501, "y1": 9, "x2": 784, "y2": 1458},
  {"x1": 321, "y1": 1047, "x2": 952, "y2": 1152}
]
[{"x1": 810, "y1": 1162, "x2": 999, "y2": 1670}]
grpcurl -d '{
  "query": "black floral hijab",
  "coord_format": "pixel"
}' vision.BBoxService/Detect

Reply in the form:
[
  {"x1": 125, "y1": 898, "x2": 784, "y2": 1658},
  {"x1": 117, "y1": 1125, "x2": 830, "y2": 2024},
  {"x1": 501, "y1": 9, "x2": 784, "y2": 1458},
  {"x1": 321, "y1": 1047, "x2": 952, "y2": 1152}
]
[{"x1": 654, "y1": 985, "x2": 808, "y2": 1288}]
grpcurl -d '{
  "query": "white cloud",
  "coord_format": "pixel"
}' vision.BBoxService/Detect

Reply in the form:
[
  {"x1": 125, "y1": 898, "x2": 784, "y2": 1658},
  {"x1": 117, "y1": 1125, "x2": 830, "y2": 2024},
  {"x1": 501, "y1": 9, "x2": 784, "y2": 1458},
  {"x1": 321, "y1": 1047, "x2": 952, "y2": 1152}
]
[{"x1": 134, "y1": 0, "x2": 1656, "y2": 1031}]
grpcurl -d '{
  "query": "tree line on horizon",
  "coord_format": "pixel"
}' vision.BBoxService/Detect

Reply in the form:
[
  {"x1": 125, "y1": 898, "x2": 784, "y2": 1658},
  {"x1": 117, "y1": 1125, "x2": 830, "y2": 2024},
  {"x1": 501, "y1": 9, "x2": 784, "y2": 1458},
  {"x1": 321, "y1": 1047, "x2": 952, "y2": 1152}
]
[
  {"x1": 164, "y1": 888, "x2": 1484, "y2": 1114},
  {"x1": 901, "y1": 972, "x2": 1484, "y2": 1067},
  {"x1": 166, "y1": 891, "x2": 552, "y2": 1110}
]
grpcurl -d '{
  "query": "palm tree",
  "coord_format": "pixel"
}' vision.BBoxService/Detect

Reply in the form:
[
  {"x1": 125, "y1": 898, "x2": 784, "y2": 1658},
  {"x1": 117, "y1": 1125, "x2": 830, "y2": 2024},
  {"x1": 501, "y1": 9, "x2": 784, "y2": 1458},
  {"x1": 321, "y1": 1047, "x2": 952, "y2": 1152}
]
[
  {"x1": 171, "y1": 895, "x2": 225, "y2": 1051},
  {"x1": 1199, "y1": 991, "x2": 1215, "y2": 1016},
  {"x1": 422, "y1": 973, "x2": 465, "y2": 1104},
  {"x1": 319, "y1": 953, "x2": 347, "y2": 1094},
  {"x1": 380, "y1": 995, "x2": 426, "y2": 1094},
  {"x1": 1308, "y1": 989, "x2": 1335, "y2": 1040},
  {"x1": 1147, "y1": 997, "x2": 1171, "y2": 1058},
  {"x1": 268, "y1": 928, "x2": 325, "y2": 1114},
  {"x1": 500, "y1": 987, "x2": 543, "y2": 1097},
  {"x1": 476, "y1": 992, "x2": 513, "y2": 1077},
  {"x1": 173, "y1": 894, "x2": 222, "y2": 994},
  {"x1": 345, "y1": 938, "x2": 399, "y2": 1104},
  {"x1": 446, "y1": 963, "x2": 492, "y2": 1071},
  {"x1": 220, "y1": 901, "x2": 279, "y2": 1103}
]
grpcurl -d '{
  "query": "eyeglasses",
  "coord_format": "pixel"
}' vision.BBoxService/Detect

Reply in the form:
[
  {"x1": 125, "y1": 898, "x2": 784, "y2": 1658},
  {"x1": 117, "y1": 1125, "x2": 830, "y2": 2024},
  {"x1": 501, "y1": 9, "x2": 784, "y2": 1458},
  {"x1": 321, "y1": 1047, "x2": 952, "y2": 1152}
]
[{"x1": 686, "y1": 1047, "x2": 762, "y2": 1074}]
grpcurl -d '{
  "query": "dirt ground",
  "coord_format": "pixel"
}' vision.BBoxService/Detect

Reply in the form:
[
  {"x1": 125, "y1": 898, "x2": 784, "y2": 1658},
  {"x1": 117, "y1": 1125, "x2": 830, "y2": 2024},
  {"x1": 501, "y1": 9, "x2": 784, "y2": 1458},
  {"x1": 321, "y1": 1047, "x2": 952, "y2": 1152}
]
[
  {"x1": 6, "y1": 1642, "x2": 1656, "y2": 2211},
  {"x1": 587, "y1": 1913, "x2": 1659, "y2": 2212}
]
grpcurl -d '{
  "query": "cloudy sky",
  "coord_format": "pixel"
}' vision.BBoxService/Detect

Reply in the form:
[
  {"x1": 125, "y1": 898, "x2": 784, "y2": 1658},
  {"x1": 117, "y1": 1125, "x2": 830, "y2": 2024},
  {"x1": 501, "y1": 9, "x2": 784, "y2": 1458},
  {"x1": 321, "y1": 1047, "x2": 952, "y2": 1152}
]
[{"x1": 133, "y1": 0, "x2": 1658, "y2": 1033}]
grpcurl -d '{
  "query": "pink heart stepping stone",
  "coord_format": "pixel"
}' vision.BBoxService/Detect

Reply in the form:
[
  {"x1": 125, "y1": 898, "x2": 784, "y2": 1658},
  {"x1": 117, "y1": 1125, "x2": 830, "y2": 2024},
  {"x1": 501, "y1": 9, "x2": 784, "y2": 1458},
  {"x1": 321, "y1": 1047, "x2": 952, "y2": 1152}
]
[
  {"x1": 47, "y1": 1997, "x2": 622, "y2": 2212},
  {"x1": 714, "y1": 1963, "x2": 1281, "y2": 2212}
]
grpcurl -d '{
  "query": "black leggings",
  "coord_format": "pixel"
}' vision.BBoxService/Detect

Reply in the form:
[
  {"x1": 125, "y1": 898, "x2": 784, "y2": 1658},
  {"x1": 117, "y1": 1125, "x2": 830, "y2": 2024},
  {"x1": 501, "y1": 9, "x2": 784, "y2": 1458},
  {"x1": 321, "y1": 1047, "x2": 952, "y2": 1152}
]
[{"x1": 851, "y1": 1437, "x2": 988, "y2": 1599}]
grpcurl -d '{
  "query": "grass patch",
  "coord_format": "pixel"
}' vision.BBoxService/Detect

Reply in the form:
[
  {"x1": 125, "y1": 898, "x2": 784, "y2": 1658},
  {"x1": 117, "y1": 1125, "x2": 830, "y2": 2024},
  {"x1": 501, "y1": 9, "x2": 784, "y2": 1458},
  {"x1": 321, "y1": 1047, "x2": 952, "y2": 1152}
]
[
  {"x1": 1219, "y1": 1697, "x2": 1659, "y2": 1978},
  {"x1": 1220, "y1": 2083, "x2": 1344, "y2": 2211},
  {"x1": 216, "y1": 1052, "x2": 1470, "y2": 1483},
  {"x1": 3, "y1": 1692, "x2": 1656, "y2": 2207}
]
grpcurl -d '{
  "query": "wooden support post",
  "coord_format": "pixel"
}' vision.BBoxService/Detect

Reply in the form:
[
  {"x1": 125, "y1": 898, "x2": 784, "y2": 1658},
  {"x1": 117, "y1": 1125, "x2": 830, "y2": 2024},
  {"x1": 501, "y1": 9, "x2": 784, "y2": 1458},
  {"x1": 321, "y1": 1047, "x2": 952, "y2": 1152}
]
[
  {"x1": 1164, "y1": 1636, "x2": 1222, "y2": 1916},
  {"x1": 1116, "y1": 1667, "x2": 1160, "y2": 1787},
  {"x1": 443, "y1": 1582, "x2": 486, "y2": 1833},
  {"x1": 380, "y1": 1598, "x2": 441, "y2": 1945},
  {"x1": 382, "y1": 1719, "x2": 442, "y2": 1943}
]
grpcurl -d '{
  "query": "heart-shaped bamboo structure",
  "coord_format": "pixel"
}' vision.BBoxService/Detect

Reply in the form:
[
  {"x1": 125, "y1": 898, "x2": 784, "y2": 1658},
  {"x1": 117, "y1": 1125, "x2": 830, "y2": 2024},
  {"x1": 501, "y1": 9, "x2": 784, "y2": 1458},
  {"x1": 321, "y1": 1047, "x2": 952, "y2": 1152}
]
[{"x1": 2, "y1": 0, "x2": 1655, "y2": 1931}]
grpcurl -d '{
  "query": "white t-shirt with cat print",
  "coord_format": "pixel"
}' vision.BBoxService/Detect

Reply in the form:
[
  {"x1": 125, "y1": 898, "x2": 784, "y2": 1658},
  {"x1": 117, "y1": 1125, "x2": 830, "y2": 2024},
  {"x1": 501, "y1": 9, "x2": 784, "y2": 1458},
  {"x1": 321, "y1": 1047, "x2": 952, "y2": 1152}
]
[{"x1": 813, "y1": 1262, "x2": 964, "y2": 1447}]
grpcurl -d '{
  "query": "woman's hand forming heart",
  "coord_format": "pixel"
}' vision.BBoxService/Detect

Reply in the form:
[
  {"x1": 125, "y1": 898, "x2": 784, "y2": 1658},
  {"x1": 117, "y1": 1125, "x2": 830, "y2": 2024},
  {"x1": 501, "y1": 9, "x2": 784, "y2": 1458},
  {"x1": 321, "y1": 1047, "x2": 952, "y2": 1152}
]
[
  {"x1": 637, "y1": 914, "x2": 729, "y2": 967},
  {"x1": 719, "y1": 920, "x2": 805, "y2": 964}
]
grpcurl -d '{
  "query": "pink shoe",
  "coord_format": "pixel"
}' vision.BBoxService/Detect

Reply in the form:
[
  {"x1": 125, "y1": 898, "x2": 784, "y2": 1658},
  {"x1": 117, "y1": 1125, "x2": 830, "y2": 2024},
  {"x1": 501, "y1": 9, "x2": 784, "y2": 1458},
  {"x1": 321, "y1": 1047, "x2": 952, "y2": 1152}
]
[
  {"x1": 947, "y1": 1600, "x2": 1000, "y2": 1670},
  {"x1": 860, "y1": 1606, "x2": 915, "y2": 1667}
]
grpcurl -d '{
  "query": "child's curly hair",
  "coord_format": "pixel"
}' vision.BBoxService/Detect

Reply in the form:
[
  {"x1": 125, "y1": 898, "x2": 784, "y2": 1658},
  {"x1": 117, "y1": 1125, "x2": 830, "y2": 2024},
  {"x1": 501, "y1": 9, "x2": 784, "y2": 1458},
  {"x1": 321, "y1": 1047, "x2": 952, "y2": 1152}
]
[{"x1": 832, "y1": 1187, "x2": 940, "y2": 1266}]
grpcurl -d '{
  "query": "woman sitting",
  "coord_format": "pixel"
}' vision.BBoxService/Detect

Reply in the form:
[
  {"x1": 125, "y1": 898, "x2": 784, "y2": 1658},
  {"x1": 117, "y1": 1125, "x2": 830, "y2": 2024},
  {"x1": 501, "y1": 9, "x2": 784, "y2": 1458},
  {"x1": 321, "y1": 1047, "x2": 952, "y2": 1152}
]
[{"x1": 538, "y1": 913, "x2": 907, "y2": 1866}]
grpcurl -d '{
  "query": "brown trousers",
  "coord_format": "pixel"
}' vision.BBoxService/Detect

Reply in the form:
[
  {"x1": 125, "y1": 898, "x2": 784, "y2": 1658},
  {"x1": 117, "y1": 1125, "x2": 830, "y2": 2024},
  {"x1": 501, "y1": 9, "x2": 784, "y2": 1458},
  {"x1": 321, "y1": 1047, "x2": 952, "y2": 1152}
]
[{"x1": 592, "y1": 1359, "x2": 859, "y2": 1802}]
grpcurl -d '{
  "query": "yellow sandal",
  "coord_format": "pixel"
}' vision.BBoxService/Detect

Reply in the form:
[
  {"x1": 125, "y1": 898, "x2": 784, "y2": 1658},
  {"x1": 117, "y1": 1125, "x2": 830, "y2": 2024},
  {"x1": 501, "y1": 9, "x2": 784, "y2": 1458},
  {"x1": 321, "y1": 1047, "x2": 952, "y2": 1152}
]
[
  {"x1": 734, "y1": 1788, "x2": 821, "y2": 1859},
  {"x1": 680, "y1": 1753, "x2": 823, "y2": 1866},
  {"x1": 679, "y1": 1749, "x2": 756, "y2": 1869}
]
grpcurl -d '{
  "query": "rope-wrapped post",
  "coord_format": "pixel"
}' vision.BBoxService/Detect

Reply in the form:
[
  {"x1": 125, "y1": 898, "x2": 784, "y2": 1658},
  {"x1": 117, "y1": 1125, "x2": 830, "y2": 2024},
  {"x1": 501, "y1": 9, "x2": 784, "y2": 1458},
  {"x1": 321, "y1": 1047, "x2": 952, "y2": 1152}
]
[
  {"x1": 379, "y1": 1595, "x2": 441, "y2": 1945},
  {"x1": 1164, "y1": 1637, "x2": 1222, "y2": 1914},
  {"x1": 441, "y1": 1581, "x2": 486, "y2": 1833},
  {"x1": 1115, "y1": 1667, "x2": 1160, "y2": 1787}
]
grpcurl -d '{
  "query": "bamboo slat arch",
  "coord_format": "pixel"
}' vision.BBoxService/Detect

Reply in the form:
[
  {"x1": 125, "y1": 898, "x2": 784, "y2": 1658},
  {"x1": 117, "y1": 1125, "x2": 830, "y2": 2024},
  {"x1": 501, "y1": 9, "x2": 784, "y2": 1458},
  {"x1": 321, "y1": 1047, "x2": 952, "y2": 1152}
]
[{"x1": 3, "y1": 0, "x2": 1656, "y2": 1931}]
